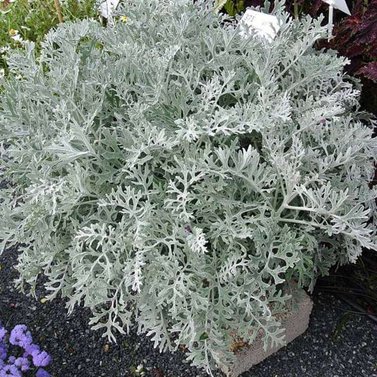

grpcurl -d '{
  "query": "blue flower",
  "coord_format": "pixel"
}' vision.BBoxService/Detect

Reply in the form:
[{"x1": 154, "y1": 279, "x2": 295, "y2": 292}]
[
  {"x1": 32, "y1": 350, "x2": 52, "y2": 367},
  {"x1": 23, "y1": 343, "x2": 40, "y2": 357},
  {"x1": 0, "y1": 324, "x2": 51, "y2": 376},
  {"x1": 35, "y1": 368, "x2": 51, "y2": 377},
  {"x1": 0, "y1": 364, "x2": 22, "y2": 377},
  {"x1": 9, "y1": 325, "x2": 33, "y2": 349},
  {"x1": 0, "y1": 345, "x2": 7, "y2": 361},
  {"x1": 14, "y1": 357, "x2": 30, "y2": 372},
  {"x1": 0, "y1": 329, "x2": 7, "y2": 343}
]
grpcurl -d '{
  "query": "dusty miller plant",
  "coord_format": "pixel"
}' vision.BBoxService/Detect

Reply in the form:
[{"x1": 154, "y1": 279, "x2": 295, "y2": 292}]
[{"x1": 0, "y1": 0, "x2": 376, "y2": 373}]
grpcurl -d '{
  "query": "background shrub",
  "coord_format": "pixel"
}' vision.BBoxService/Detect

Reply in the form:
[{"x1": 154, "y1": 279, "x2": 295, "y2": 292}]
[
  {"x1": 0, "y1": 0, "x2": 97, "y2": 71},
  {"x1": 0, "y1": 0, "x2": 376, "y2": 372}
]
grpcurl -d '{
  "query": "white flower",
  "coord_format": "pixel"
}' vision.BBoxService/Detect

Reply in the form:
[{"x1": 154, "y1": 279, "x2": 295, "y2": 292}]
[
  {"x1": 11, "y1": 34, "x2": 23, "y2": 42},
  {"x1": 0, "y1": 46, "x2": 10, "y2": 54},
  {"x1": 8, "y1": 29, "x2": 23, "y2": 42},
  {"x1": 135, "y1": 364, "x2": 145, "y2": 376}
]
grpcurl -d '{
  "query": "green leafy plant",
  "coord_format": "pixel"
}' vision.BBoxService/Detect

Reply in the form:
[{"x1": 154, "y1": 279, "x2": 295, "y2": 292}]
[
  {"x1": 0, "y1": 0, "x2": 376, "y2": 374},
  {"x1": 0, "y1": 0, "x2": 97, "y2": 70},
  {"x1": 215, "y1": 0, "x2": 245, "y2": 15}
]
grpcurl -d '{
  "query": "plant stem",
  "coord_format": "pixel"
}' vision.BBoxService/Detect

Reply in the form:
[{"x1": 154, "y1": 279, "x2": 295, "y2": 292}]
[
  {"x1": 54, "y1": 0, "x2": 64, "y2": 23},
  {"x1": 293, "y1": 0, "x2": 299, "y2": 19},
  {"x1": 328, "y1": 5, "x2": 334, "y2": 41},
  {"x1": 363, "y1": 0, "x2": 368, "y2": 14}
]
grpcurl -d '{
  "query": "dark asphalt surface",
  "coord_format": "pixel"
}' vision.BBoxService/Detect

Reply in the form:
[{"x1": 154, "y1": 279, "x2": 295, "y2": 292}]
[{"x1": 1, "y1": 247, "x2": 376, "y2": 377}]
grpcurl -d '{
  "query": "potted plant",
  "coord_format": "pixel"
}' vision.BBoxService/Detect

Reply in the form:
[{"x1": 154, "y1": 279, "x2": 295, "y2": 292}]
[{"x1": 0, "y1": 0, "x2": 376, "y2": 375}]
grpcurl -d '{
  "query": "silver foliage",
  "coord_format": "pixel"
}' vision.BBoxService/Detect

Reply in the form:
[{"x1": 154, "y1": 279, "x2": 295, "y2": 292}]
[{"x1": 0, "y1": 0, "x2": 376, "y2": 373}]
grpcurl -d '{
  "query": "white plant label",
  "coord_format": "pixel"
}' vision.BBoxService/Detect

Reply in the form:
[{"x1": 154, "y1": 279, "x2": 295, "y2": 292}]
[
  {"x1": 322, "y1": 0, "x2": 351, "y2": 15},
  {"x1": 99, "y1": 0, "x2": 120, "y2": 20},
  {"x1": 322, "y1": 0, "x2": 351, "y2": 40},
  {"x1": 239, "y1": 9, "x2": 281, "y2": 43}
]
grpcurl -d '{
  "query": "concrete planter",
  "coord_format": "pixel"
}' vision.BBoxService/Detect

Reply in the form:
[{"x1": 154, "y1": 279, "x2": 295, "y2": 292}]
[{"x1": 217, "y1": 286, "x2": 313, "y2": 377}]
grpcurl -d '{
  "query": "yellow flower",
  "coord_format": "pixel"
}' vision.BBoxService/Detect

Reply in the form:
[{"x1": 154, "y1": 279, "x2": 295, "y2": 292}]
[
  {"x1": 8, "y1": 28, "x2": 18, "y2": 36},
  {"x1": 120, "y1": 15, "x2": 128, "y2": 23}
]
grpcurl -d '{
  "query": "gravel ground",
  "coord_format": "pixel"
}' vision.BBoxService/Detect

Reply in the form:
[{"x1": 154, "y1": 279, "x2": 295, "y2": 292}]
[{"x1": 1, "y1": 247, "x2": 377, "y2": 377}]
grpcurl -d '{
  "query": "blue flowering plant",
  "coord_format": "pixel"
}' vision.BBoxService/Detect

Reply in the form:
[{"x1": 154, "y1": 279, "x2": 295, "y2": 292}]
[{"x1": 0, "y1": 323, "x2": 52, "y2": 377}]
